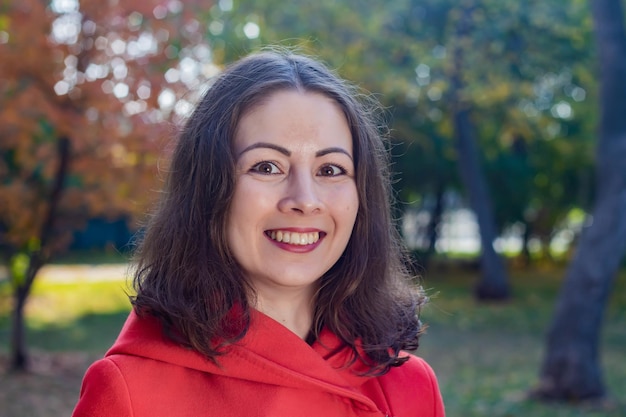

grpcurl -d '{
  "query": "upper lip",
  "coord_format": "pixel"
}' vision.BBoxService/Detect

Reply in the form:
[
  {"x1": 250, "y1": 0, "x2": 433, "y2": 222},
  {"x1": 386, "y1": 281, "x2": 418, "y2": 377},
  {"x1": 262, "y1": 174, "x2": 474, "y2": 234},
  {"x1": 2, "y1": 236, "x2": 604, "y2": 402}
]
[{"x1": 265, "y1": 227, "x2": 323, "y2": 233}]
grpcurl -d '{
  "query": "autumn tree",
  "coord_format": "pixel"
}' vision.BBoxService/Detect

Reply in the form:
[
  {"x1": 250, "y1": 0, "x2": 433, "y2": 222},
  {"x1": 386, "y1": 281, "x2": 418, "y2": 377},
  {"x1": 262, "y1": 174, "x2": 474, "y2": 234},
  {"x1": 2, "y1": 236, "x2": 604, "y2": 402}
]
[
  {"x1": 0, "y1": 0, "x2": 214, "y2": 371},
  {"x1": 533, "y1": 0, "x2": 626, "y2": 400}
]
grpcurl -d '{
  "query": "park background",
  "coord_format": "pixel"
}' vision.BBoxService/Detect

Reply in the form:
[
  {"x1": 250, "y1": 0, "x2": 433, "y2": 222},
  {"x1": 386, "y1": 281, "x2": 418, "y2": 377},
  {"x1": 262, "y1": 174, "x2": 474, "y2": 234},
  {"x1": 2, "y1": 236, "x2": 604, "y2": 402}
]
[{"x1": 1, "y1": 0, "x2": 625, "y2": 416}]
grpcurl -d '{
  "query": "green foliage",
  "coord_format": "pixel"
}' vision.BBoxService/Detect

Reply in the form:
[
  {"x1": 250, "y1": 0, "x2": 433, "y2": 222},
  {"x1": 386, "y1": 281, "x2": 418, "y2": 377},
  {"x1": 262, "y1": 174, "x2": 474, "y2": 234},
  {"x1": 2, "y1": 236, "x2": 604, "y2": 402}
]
[
  {"x1": 8, "y1": 253, "x2": 29, "y2": 287},
  {"x1": 7, "y1": 238, "x2": 41, "y2": 287}
]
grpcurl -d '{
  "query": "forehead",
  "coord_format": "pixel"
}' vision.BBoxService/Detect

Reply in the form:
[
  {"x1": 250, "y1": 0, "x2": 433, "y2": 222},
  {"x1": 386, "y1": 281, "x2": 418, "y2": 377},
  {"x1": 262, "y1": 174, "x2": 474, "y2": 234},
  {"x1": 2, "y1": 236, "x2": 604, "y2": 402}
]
[{"x1": 233, "y1": 90, "x2": 353, "y2": 155}]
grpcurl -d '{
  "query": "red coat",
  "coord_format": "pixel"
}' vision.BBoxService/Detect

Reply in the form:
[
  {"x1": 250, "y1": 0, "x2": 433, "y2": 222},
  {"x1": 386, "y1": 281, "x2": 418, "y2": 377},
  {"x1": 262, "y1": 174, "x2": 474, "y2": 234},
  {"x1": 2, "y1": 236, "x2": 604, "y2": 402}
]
[{"x1": 73, "y1": 310, "x2": 445, "y2": 417}]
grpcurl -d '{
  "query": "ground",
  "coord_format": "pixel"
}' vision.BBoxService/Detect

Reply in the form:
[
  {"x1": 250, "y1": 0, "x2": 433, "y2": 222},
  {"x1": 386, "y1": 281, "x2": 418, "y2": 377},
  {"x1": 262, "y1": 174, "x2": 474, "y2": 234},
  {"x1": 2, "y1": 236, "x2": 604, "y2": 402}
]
[{"x1": 0, "y1": 351, "x2": 100, "y2": 417}]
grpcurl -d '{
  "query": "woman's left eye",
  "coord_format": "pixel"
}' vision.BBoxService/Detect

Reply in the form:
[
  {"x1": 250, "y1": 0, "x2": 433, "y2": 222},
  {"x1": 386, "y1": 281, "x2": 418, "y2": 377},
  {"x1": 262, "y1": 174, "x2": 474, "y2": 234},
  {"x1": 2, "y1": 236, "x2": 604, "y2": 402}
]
[{"x1": 318, "y1": 164, "x2": 346, "y2": 177}]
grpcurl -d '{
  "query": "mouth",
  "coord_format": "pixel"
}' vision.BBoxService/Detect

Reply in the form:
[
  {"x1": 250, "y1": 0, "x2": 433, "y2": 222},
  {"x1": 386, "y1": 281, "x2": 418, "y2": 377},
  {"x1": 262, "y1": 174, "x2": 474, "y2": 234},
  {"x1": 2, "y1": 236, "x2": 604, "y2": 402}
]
[{"x1": 265, "y1": 230, "x2": 324, "y2": 246}]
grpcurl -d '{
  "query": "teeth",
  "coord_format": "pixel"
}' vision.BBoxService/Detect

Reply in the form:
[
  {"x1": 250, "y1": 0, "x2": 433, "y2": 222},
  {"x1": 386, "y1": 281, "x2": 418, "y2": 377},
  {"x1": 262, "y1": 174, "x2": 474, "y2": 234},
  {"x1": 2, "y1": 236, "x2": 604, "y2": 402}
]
[{"x1": 268, "y1": 230, "x2": 320, "y2": 245}]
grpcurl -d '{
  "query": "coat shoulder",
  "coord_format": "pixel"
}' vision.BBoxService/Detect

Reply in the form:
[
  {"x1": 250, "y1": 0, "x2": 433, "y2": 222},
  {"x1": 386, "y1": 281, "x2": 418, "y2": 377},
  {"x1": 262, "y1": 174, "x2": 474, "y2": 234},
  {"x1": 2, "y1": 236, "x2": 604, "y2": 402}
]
[
  {"x1": 72, "y1": 357, "x2": 133, "y2": 417},
  {"x1": 377, "y1": 354, "x2": 445, "y2": 417}
]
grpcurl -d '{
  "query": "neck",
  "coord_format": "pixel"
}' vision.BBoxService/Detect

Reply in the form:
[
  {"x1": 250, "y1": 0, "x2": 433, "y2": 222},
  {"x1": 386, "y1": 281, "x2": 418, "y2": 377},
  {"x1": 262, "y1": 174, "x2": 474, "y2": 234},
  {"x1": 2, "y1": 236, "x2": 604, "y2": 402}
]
[{"x1": 251, "y1": 286, "x2": 315, "y2": 339}]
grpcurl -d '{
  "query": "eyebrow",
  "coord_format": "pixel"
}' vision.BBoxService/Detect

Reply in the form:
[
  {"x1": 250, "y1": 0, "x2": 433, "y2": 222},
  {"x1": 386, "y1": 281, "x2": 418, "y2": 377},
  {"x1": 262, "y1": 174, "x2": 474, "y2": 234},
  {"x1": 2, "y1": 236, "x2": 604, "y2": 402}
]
[
  {"x1": 238, "y1": 142, "x2": 290, "y2": 157},
  {"x1": 238, "y1": 142, "x2": 353, "y2": 160}
]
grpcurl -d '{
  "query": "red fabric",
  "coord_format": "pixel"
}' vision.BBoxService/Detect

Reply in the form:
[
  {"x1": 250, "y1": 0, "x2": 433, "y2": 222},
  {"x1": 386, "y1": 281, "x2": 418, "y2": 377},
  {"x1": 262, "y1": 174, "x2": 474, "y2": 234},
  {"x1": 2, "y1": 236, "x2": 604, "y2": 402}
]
[{"x1": 73, "y1": 310, "x2": 445, "y2": 417}]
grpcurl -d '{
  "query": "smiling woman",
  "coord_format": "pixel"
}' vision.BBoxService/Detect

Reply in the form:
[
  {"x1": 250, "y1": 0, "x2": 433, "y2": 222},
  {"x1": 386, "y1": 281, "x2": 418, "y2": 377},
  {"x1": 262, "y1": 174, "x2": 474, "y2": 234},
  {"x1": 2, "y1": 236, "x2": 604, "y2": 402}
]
[{"x1": 72, "y1": 49, "x2": 445, "y2": 417}]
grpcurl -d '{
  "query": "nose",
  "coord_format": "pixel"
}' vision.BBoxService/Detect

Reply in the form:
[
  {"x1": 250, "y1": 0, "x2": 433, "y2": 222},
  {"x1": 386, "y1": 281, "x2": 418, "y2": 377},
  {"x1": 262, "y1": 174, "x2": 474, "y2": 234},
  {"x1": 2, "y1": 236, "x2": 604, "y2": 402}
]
[{"x1": 277, "y1": 170, "x2": 323, "y2": 214}]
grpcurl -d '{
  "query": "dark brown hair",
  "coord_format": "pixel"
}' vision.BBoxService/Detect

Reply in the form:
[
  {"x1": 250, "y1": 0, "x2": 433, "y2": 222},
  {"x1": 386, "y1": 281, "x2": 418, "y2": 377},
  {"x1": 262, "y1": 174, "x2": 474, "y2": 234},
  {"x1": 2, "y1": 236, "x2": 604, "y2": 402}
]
[{"x1": 132, "y1": 49, "x2": 426, "y2": 374}]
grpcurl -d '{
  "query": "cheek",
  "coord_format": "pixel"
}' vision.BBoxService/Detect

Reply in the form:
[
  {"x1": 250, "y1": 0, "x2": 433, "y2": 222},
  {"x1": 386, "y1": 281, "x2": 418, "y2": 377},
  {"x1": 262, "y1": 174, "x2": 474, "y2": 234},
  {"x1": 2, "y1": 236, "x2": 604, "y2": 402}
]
[
  {"x1": 344, "y1": 200, "x2": 358, "y2": 218},
  {"x1": 227, "y1": 193, "x2": 245, "y2": 230},
  {"x1": 342, "y1": 187, "x2": 359, "y2": 226},
  {"x1": 227, "y1": 181, "x2": 254, "y2": 236},
  {"x1": 229, "y1": 179, "x2": 275, "y2": 226}
]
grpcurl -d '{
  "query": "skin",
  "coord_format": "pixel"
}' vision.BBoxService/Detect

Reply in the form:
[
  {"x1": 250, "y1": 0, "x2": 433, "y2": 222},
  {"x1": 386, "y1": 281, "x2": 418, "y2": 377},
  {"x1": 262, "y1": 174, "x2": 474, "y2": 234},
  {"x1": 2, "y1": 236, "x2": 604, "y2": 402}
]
[{"x1": 227, "y1": 90, "x2": 359, "y2": 339}]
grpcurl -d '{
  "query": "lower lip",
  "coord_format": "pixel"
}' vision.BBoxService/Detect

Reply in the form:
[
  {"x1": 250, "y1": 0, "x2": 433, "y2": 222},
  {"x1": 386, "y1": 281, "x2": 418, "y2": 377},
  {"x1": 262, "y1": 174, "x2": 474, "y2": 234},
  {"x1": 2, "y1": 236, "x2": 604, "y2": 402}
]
[{"x1": 265, "y1": 234, "x2": 324, "y2": 253}]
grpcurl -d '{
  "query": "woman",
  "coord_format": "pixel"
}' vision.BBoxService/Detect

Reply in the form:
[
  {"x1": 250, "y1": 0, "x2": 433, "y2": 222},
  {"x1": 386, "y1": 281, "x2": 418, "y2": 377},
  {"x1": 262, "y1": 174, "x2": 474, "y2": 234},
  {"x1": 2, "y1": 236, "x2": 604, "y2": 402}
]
[{"x1": 73, "y1": 50, "x2": 445, "y2": 417}]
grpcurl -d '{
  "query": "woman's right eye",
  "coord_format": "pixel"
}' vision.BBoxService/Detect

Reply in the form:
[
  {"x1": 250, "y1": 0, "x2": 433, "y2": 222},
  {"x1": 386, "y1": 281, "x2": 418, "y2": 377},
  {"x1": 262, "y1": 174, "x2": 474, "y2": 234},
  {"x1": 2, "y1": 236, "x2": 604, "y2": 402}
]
[{"x1": 250, "y1": 161, "x2": 281, "y2": 174}]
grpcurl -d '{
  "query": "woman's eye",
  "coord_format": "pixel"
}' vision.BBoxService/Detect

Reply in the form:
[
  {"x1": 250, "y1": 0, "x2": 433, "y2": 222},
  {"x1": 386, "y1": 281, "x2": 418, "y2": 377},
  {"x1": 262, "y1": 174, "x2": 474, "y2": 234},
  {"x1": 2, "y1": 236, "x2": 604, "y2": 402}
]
[
  {"x1": 250, "y1": 161, "x2": 281, "y2": 174},
  {"x1": 318, "y1": 164, "x2": 346, "y2": 177}
]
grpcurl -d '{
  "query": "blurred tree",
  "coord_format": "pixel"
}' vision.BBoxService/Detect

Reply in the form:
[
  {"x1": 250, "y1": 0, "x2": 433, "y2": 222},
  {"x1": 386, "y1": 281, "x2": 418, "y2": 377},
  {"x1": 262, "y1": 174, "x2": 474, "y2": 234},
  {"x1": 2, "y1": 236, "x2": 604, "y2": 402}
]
[
  {"x1": 0, "y1": 0, "x2": 214, "y2": 371},
  {"x1": 448, "y1": 1, "x2": 510, "y2": 299},
  {"x1": 401, "y1": 0, "x2": 595, "y2": 260},
  {"x1": 533, "y1": 0, "x2": 626, "y2": 401}
]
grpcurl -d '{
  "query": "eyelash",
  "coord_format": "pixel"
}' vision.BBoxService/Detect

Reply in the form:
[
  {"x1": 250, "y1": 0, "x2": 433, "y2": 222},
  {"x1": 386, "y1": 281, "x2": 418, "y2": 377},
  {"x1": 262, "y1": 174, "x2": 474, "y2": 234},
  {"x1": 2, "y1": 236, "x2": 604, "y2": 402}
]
[
  {"x1": 250, "y1": 161, "x2": 281, "y2": 175},
  {"x1": 249, "y1": 161, "x2": 348, "y2": 177},
  {"x1": 318, "y1": 163, "x2": 347, "y2": 177}
]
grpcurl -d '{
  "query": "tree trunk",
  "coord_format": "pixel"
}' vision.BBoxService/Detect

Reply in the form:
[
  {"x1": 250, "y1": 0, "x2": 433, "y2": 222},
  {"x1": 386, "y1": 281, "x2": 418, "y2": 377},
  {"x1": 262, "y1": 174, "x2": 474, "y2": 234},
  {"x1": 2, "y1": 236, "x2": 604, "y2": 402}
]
[
  {"x1": 420, "y1": 183, "x2": 445, "y2": 270},
  {"x1": 426, "y1": 183, "x2": 444, "y2": 257},
  {"x1": 533, "y1": 0, "x2": 626, "y2": 400},
  {"x1": 10, "y1": 289, "x2": 28, "y2": 370},
  {"x1": 450, "y1": 2, "x2": 510, "y2": 300},
  {"x1": 521, "y1": 221, "x2": 532, "y2": 267},
  {"x1": 10, "y1": 273, "x2": 39, "y2": 371},
  {"x1": 9, "y1": 137, "x2": 70, "y2": 372}
]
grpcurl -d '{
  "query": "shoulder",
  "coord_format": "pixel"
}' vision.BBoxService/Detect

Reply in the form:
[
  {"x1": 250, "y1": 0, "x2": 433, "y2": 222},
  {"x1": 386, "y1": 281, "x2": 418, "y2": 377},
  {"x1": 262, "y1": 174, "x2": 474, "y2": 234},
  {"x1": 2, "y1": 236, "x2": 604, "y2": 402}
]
[
  {"x1": 72, "y1": 354, "x2": 183, "y2": 417},
  {"x1": 393, "y1": 353, "x2": 437, "y2": 379},
  {"x1": 72, "y1": 357, "x2": 133, "y2": 417},
  {"x1": 381, "y1": 354, "x2": 439, "y2": 393},
  {"x1": 377, "y1": 353, "x2": 445, "y2": 417}
]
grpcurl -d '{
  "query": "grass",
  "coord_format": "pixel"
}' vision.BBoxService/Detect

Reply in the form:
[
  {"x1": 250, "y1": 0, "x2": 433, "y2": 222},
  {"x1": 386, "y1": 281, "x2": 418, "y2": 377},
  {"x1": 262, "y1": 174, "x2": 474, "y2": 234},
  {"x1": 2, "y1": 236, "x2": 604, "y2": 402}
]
[
  {"x1": 0, "y1": 277, "x2": 133, "y2": 352},
  {"x1": 0, "y1": 265, "x2": 625, "y2": 416},
  {"x1": 418, "y1": 268, "x2": 626, "y2": 417}
]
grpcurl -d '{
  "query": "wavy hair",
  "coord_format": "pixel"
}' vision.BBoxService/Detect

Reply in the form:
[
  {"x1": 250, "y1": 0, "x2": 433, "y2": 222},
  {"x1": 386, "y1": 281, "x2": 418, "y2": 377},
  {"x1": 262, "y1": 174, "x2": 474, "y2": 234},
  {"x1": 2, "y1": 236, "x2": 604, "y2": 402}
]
[{"x1": 131, "y1": 49, "x2": 426, "y2": 375}]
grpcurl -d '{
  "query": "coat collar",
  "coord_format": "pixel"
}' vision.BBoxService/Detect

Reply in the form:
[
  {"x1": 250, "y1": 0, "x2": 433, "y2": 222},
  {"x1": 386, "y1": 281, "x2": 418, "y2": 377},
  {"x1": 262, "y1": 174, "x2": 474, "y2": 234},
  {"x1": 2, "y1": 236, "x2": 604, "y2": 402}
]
[{"x1": 107, "y1": 310, "x2": 381, "y2": 412}]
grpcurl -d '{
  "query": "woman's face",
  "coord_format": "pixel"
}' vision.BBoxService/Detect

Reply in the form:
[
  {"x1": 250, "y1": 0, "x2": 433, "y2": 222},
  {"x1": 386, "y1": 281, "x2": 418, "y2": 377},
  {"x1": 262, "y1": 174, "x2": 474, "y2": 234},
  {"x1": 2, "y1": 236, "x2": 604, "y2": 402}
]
[{"x1": 227, "y1": 90, "x2": 359, "y2": 302}]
